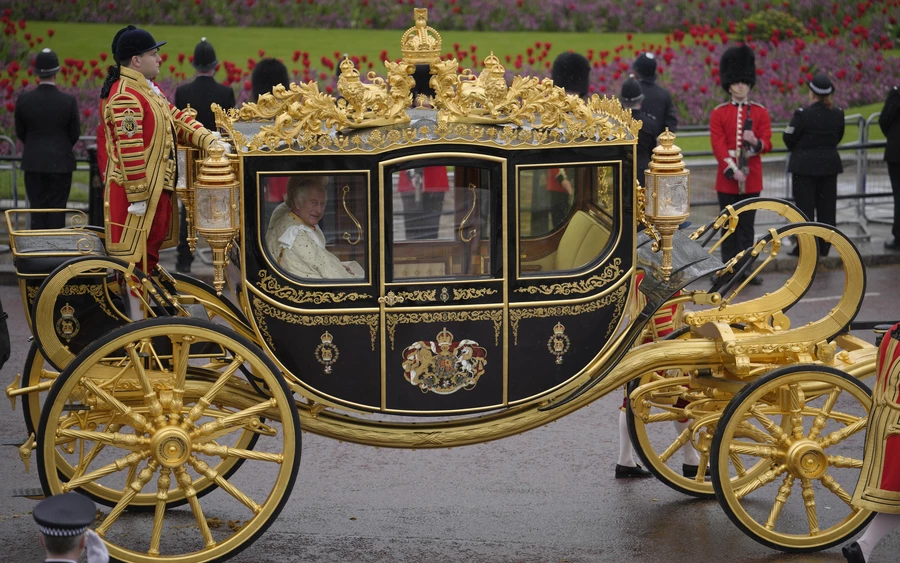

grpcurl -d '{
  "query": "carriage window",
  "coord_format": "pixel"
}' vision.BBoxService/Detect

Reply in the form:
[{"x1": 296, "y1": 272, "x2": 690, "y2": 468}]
[
  {"x1": 391, "y1": 165, "x2": 492, "y2": 279},
  {"x1": 262, "y1": 173, "x2": 368, "y2": 281},
  {"x1": 518, "y1": 164, "x2": 614, "y2": 275}
]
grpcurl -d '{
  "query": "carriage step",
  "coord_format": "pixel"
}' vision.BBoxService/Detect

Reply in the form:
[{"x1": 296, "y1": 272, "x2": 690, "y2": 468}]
[{"x1": 11, "y1": 488, "x2": 44, "y2": 500}]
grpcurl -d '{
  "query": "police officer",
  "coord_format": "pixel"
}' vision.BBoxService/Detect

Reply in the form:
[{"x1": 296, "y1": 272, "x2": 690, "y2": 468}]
[
  {"x1": 174, "y1": 37, "x2": 235, "y2": 272},
  {"x1": 632, "y1": 52, "x2": 677, "y2": 133},
  {"x1": 14, "y1": 47, "x2": 81, "y2": 230},
  {"x1": 33, "y1": 492, "x2": 109, "y2": 562},
  {"x1": 880, "y1": 86, "x2": 900, "y2": 251},
  {"x1": 783, "y1": 72, "x2": 844, "y2": 256},
  {"x1": 619, "y1": 75, "x2": 662, "y2": 188}
]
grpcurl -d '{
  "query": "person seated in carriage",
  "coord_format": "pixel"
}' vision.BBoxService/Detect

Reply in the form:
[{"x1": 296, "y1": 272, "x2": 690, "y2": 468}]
[{"x1": 265, "y1": 175, "x2": 365, "y2": 279}]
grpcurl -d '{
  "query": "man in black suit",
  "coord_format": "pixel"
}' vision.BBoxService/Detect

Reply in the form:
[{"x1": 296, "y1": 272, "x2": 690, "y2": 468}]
[
  {"x1": 632, "y1": 52, "x2": 677, "y2": 133},
  {"x1": 14, "y1": 48, "x2": 80, "y2": 230},
  {"x1": 174, "y1": 37, "x2": 235, "y2": 272},
  {"x1": 880, "y1": 86, "x2": 900, "y2": 251}
]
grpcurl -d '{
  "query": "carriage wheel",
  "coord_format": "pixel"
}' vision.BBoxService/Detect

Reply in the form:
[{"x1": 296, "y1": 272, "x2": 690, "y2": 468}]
[
  {"x1": 710, "y1": 366, "x2": 874, "y2": 552},
  {"x1": 23, "y1": 340, "x2": 263, "y2": 511},
  {"x1": 37, "y1": 317, "x2": 300, "y2": 562},
  {"x1": 627, "y1": 371, "x2": 721, "y2": 498}
]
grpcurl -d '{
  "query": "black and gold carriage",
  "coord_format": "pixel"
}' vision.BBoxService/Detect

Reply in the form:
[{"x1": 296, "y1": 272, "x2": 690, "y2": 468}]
[{"x1": 4, "y1": 9, "x2": 884, "y2": 562}]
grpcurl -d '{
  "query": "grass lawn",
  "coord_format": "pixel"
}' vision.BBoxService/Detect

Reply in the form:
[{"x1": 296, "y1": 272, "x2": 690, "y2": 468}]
[{"x1": 25, "y1": 21, "x2": 667, "y2": 74}]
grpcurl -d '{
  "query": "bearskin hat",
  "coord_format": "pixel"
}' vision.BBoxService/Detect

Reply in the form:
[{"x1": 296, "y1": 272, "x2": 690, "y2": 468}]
[
  {"x1": 250, "y1": 58, "x2": 290, "y2": 100},
  {"x1": 551, "y1": 52, "x2": 591, "y2": 98},
  {"x1": 719, "y1": 44, "x2": 756, "y2": 93}
]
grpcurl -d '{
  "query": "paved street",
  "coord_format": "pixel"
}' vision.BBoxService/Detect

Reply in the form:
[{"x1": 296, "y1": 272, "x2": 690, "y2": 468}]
[{"x1": 1, "y1": 265, "x2": 899, "y2": 562}]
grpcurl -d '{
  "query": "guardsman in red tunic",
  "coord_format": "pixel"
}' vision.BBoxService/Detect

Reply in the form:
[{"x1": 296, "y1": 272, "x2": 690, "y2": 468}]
[
  {"x1": 709, "y1": 44, "x2": 771, "y2": 284},
  {"x1": 844, "y1": 323, "x2": 900, "y2": 562},
  {"x1": 98, "y1": 26, "x2": 215, "y2": 275}
]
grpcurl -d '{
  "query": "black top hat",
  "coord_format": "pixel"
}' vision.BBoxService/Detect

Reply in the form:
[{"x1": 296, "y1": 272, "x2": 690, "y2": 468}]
[
  {"x1": 35, "y1": 48, "x2": 60, "y2": 78},
  {"x1": 250, "y1": 58, "x2": 290, "y2": 99},
  {"x1": 808, "y1": 72, "x2": 834, "y2": 96},
  {"x1": 632, "y1": 52, "x2": 657, "y2": 79},
  {"x1": 551, "y1": 52, "x2": 591, "y2": 98},
  {"x1": 719, "y1": 44, "x2": 756, "y2": 93},
  {"x1": 193, "y1": 37, "x2": 218, "y2": 71},
  {"x1": 620, "y1": 75, "x2": 644, "y2": 105},
  {"x1": 33, "y1": 493, "x2": 96, "y2": 537},
  {"x1": 115, "y1": 26, "x2": 166, "y2": 62}
]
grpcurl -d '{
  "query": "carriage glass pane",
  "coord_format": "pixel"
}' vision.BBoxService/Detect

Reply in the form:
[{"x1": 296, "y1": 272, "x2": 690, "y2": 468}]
[
  {"x1": 261, "y1": 173, "x2": 368, "y2": 282},
  {"x1": 391, "y1": 165, "x2": 492, "y2": 279},
  {"x1": 518, "y1": 164, "x2": 614, "y2": 275}
]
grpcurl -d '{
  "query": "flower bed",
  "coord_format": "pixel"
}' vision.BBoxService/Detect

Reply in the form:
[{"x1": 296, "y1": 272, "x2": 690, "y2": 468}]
[{"x1": 11, "y1": 0, "x2": 900, "y2": 34}]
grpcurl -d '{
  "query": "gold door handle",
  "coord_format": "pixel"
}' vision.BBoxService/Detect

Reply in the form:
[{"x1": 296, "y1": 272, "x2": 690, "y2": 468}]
[{"x1": 377, "y1": 291, "x2": 405, "y2": 306}]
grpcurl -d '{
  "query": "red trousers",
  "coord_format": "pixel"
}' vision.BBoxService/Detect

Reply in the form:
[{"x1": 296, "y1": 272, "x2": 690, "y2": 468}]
[{"x1": 108, "y1": 187, "x2": 172, "y2": 274}]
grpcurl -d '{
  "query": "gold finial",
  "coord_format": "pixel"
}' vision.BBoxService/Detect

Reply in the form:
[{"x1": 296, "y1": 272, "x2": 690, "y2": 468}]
[
  {"x1": 648, "y1": 128, "x2": 686, "y2": 174},
  {"x1": 401, "y1": 8, "x2": 442, "y2": 65}
]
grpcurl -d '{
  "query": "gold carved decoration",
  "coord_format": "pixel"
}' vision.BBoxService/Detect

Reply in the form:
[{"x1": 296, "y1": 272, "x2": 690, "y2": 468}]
[
  {"x1": 252, "y1": 298, "x2": 378, "y2": 351},
  {"x1": 386, "y1": 309, "x2": 503, "y2": 350},
  {"x1": 314, "y1": 331, "x2": 339, "y2": 374},
  {"x1": 395, "y1": 290, "x2": 437, "y2": 302},
  {"x1": 547, "y1": 322, "x2": 570, "y2": 365},
  {"x1": 55, "y1": 303, "x2": 80, "y2": 342},
  {"x1": 29, "y1": 283, "x2": 119, "y2": 320},
  {"x1": 256, "y1": 270, "x2": 371, "y2": 304},
  {"x1": 400, "y1": 327, "x2": 488, "y2": 395},
  {"x1": 453, "y1": 287, "x2": 498, "y2": 300},
  {"x1": 213, "y1": 9, "x2": 641, "y2": 154},
  {"x1": 509, "y1": 284, "x2": 627, "y2": 345},
  {"x1": 458, "y1": 183, "x2": 478, "y2": 242},
  {"x1": 515, "y1": 258, "x2": 623, "y2": 296},
  {"x1": 340, "y1": 185, "x2": 362, "y2": 245}
]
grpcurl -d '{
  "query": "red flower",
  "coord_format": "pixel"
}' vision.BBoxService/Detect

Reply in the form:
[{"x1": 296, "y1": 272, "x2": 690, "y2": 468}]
[
  {"x1": 47, "y1": 28, "x2": 54, "y2": 37},
  {"x1": 243, "y1": 80, "x2": 251, "y2": 90},
  {"x1": 23, "y1": 32, "x2": 30, "y2": 40},
  {"x1": 178, "y1": 53, "x2": 185, "y2": 64},
  {"x1": 682, "y1": 82, "x2": 690, "y2": 91},
  {"x1": 5, "y1": 102, "x2": 13, "y2": 112},
  {"x1": 83, "y1": 108, "x2": 91, "y2": 117},
  {"x1": 836, "y1": 69, "x2": 847, "y2": 80},
  {"x1": 100, "y1": 52, "x2": 107, "y2": 62},
  {"x1": 259, "y1": 49, "x2": 265, "y2": 58}
]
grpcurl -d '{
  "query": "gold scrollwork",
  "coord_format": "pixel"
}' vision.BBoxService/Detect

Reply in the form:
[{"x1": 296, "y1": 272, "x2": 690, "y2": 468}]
[
  {"x1": 30, "y1": 283, "x2": 118, "y2": 320},
  {"x1": 515, "y1": 258, "x2": 623, "y2": 296},
  {"x1": 509, "y1": 284, "x2": 627, "y2": 345},
  {"x1": 395, "y1": 290, "x2": 436, "y2": 302},
  {"x1": 256, "y1": 270, "x2": 371, "y2": 304},
  {"x1": 341, "y1": 185, "x2": 362, "y2": 246},
  {"x1": 458, "y1": 183, "x2": 478, "y2": 242},
  {"x1": 386, "y1": 309, "x2": 502, "y2": 349},
  {"x1": 452, "y1": 287, "x2": 498, "y2": 300},
  {"x1": 252, "y1": 297, "x2": 378, "y2": 351}
]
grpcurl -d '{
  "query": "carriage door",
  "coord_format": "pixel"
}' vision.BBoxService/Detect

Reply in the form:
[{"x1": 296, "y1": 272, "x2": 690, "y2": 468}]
[{"x1": 379, "y1": 154, "x2": 506, "y2": 414}]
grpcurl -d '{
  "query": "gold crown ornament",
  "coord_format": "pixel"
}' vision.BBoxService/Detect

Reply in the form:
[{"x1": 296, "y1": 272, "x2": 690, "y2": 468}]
[
  {"x1": 400, "y1": 8, "x2": 442, "y2": 65},
  {"x1": 436, "y1": 327, "x2": 454, "y2": 348}
]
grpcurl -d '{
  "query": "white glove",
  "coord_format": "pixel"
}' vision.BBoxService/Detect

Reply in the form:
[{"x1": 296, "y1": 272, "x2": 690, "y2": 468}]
[
  {"x1": 84, "y1": 530, "x2": 110, "y2": 563},
  {"x1": 127, "y1": 201, "x2": 148, "y2": 216}
]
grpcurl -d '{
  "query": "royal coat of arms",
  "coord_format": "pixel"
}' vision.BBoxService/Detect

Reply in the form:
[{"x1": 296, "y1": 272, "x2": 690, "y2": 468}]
[{"x1": 401, "y1": 327, "x2": 487, "y2": 394}]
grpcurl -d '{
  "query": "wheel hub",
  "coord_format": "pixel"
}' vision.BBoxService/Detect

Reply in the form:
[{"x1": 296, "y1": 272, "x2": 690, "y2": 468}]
[
  {"x1": 786, "y1": 440, "x2": 827, "y2": 479},
  {"x1": 151, "y1": 426, "x2": 192, "y2": 468}
]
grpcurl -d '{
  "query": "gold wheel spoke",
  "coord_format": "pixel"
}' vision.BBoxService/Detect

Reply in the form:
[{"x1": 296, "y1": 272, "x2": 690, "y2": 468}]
[
  {"x1": 765, "y1": 474, "x2": 796, "y2": 530},
  {"x1": 188, "y1": 456, "x2": 262, "y2": 514},
  {"x1": 735, "y1": 463, "x2": 787, "y2": 500},
  {"x1": 643, "y1": 411, "x2": 685, "y2": 424},
  {"x1": 801, "y1": 478, "x2": 820, "y2": 535},
  {"x1": 818, "y1": 416, "x2": 868, "y2": 449},
  {"x1": 750, "y1": 407, "x2": 791, "y2": 447},
  {"x1": 81, "y1": 379, "x2": 152, "y2": 433},
  {"x1": 734, "y1": 420, "x2": 777, "y2": 445},
  {"x1": 125, "y1": 342, "x2": 167, "y2": 428},
  {"x1": 192, "y1": 399, "x2": 277, "y2": 440},
  {"x1": 170, "y1": 335, "x2": 194, "y2": 417},
  {"x1": 808, "y1": 387, "x2": 840, "y2": 440},
  {"x1": 728, "y1": 440, "x2": 780, "y2": 459},
  {"x1": 658, "y1": 428, "x2": 692, "y2": 464},
  {"x1": 186, "y1": 355, "x2": 244, "y2": 423},
  {"x1": 96, "y1": 461, "x2": 159, "y2": 535},
  {"x1": 175, "y1": 466, "x2": 216, "y2": 549},
  {"x1": 729, "y1": 452, "x2": 748, "y2": 478},
  {"x1": 149, "y1": 467, "x2": 172, "y2": 556},
  {"x1": 826, "y1": 454, "x2": 863, "y2": 469},
  {"x1": 57, "y1": 428, "x2": 149, "y2": 451},
  {"x1": 194, "y1": 442, "x2": 284, "y2": 463},
  {"x1": 64, "y1": 451, "x2": 149, "y2": 491},
  {"x1": 788, "y1": 384, "x2": 806, "y2": 440},
  {"x1": 820, "y1": 473, "x2": 855, "y2": 507}
]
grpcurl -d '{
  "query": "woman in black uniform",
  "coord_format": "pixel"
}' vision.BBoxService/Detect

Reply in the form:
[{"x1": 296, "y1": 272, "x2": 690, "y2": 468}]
[{"x1": 783, "y1": 72, "x2": 845, "y2": 256}]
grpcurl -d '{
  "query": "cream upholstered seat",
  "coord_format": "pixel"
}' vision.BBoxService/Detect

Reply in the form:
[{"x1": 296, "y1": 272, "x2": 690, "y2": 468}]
[
  {"x1": 554, "y1": 210, "x2": 608, "y2": 271},
  {"x1": 393, "y1": 260, "x2": 447, "y2": 279}
]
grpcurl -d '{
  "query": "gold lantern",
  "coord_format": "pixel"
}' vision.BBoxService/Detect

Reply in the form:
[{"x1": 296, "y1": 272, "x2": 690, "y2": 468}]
[
  {"x1": 640, "y1": 129, "x2": 690, "y2": 281},
  {"x1": 175, "y1": 145, "x2": 200, "y2": 252},
  {"x1": 194, "y1": 142, "x2": 240, "y2": 294}
]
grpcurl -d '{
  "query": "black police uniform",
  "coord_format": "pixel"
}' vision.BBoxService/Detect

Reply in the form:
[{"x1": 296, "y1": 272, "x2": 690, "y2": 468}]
[
  {"x1": 631, "y1": 109, "x2": 661, "y2": 187},
  {"x1": 637, "y1": 78, "x2": 677, "y2": 133},
  {"x1": 173, "y1": 39, "x2": 235, "y2": 271},
  {"x1": 880, "y1": 86, "x2": 900, "y2": 248},
  {"x1": 14, "y1": 49, "x2": 80, "y2": 230},
  {"x1": 784, "y1": 101, "x2": 845, "y2": 255}
]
